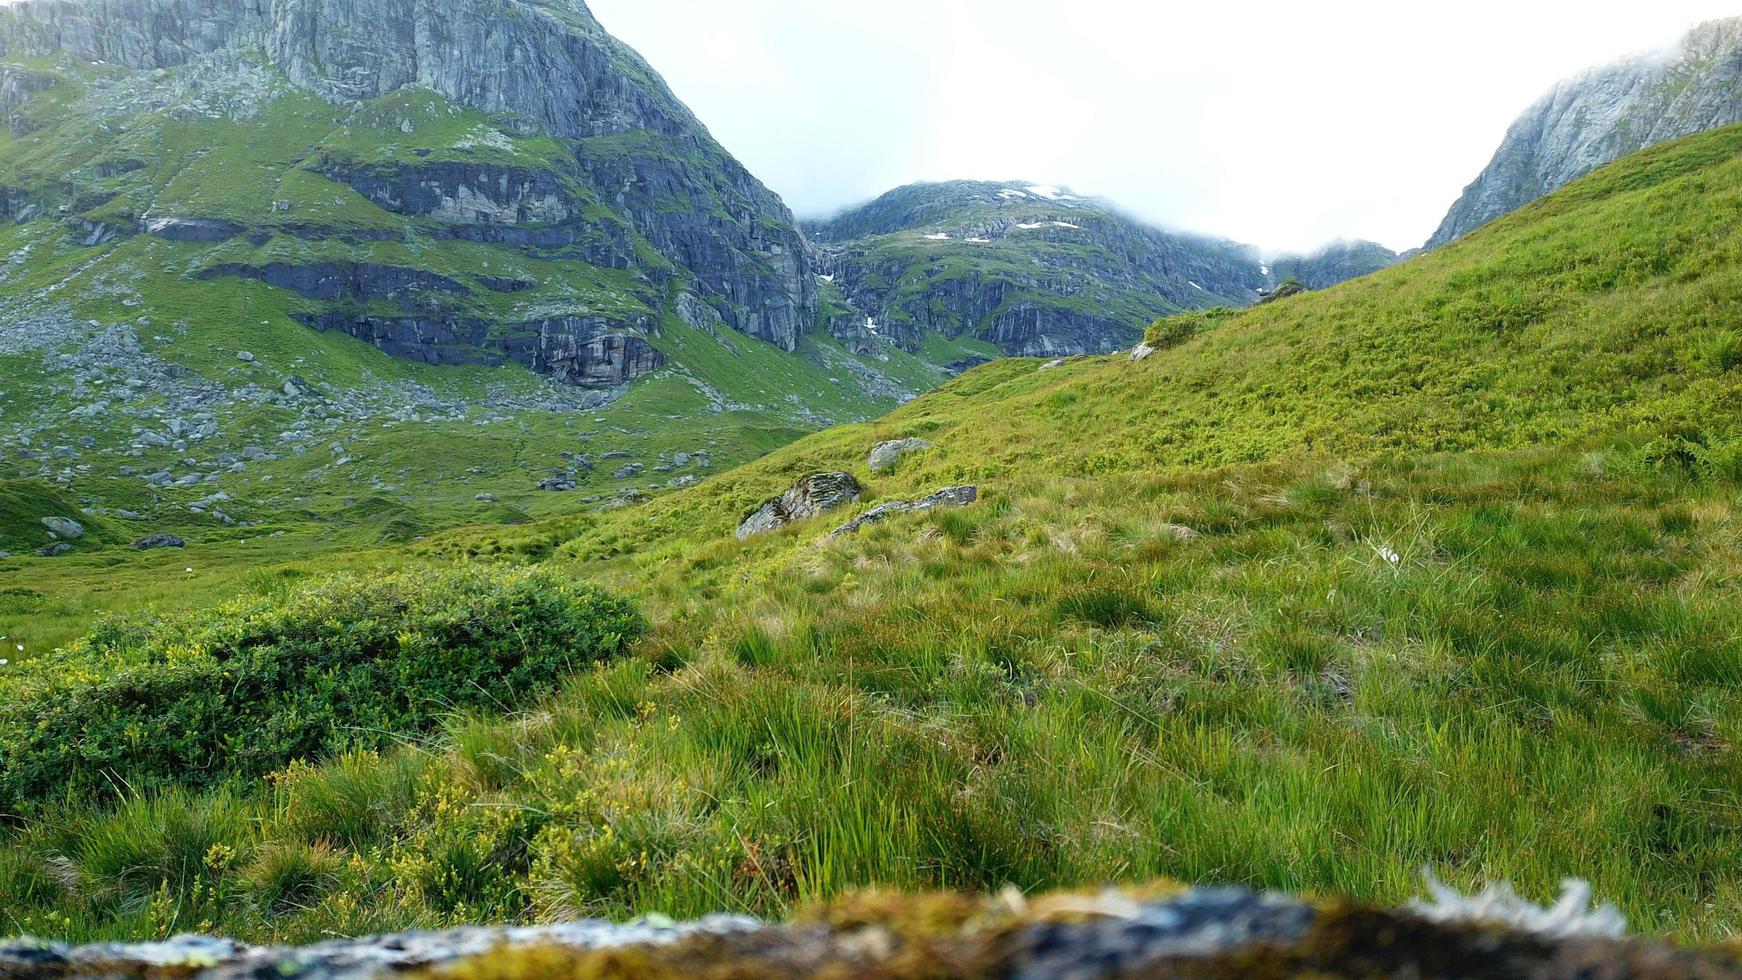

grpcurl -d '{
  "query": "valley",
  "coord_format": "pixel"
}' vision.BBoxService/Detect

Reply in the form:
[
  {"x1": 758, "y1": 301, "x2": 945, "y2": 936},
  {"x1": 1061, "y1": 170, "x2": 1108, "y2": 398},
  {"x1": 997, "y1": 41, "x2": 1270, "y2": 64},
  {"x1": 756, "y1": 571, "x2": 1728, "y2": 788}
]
[
  {"x1": 2, "y1": 1, "x2": 1742, "y2": 974},
  {"x1": 3, "y1": 112, "x2": 1742, "y2": 944}
]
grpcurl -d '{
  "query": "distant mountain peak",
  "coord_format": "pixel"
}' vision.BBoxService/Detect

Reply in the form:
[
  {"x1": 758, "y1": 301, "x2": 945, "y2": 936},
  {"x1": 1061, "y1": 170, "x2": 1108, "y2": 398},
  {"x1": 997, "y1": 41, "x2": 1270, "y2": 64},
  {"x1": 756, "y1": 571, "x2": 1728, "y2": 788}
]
[
  {"x1": 805, "y1": 179, "x2": 1266, "y2": 360},
  {"x1": 1427, "y1": 14, "x2": 1742, "y2": 248}
]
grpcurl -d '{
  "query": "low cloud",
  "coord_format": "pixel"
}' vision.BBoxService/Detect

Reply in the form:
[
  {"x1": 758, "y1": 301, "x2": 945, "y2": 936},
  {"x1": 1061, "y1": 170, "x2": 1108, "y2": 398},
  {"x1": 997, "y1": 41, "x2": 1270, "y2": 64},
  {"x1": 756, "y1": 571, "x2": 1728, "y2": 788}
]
[{"x1": 589, "y1": 0, "x2": 1737, "y2": 253}]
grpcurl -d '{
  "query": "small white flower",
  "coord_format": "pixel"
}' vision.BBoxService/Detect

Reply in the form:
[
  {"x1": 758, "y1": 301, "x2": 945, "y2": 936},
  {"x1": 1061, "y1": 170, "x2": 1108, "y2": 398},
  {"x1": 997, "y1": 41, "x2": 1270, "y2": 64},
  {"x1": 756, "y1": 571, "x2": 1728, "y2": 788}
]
[
  {"x1": 185, "y1": 567, "x2": 194, "y2": 573},
  {"x1": 0, "y1": 659, "x2": 8, "y2": 666},
  {"x1": 13, "y1": 644, "x2": 21, "y2": 652},
  {"x1": 1377, "y1": 545, "x2": 1401, "y2": 566}
]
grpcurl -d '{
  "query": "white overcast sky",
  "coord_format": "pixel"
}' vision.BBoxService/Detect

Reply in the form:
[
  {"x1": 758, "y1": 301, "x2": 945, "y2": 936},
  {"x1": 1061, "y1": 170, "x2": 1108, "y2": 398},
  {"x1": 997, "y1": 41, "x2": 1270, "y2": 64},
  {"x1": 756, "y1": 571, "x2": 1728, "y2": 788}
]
[{"x1": 587, "y1": 0, "x2": 1741, "y2": 253}]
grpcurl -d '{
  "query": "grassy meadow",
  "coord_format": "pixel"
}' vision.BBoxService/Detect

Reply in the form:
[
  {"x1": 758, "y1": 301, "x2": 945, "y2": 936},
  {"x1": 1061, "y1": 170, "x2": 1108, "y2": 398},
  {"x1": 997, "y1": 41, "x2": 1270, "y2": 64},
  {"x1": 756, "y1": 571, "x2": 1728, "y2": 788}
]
[{"x1": 3, "y1": 124, "x2": 1742, "y2": 944}]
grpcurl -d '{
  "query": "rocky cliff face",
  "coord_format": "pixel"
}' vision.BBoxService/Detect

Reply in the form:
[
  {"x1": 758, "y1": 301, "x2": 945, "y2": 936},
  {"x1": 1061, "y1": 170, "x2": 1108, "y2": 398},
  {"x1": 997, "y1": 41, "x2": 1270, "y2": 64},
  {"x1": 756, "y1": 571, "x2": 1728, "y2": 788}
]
[
  {"x1": 806, "y1": 181, "x2": 1265, "y2": 359},
  {"x1": 1428, "y1": 16, "x2": 1742, "y2": 248},
  {"x1": 0, "y1": 0, "x2": 815, "y2": 382}
]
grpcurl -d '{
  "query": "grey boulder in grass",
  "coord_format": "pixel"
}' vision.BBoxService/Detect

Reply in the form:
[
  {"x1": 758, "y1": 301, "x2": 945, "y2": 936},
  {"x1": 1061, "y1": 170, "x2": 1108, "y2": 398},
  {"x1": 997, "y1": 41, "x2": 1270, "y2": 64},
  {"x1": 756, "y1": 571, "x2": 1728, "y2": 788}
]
[
  {"x1": 830, "y1": 486, "x2": 979, "y2": 539},
  {"x1": 868, "y1": 438, "x2": 931, "y2": 474},
  {"x1": 131, "y1": 533, "x2": 186, "y2": 550},
  {"x1": 38, "y1": 517, "x2": 83, "y2": 540},
  {"x1": 737, "y1": 472, "x2": 864, "y2": 540}
]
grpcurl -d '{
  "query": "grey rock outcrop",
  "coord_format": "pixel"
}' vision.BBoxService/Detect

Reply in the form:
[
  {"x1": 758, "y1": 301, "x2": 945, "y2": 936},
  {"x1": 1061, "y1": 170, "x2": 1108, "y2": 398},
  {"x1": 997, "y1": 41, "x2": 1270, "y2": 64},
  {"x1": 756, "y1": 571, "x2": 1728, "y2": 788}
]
[
  {"x1": 829, "y1": 485, "x2": 978, "y2": 538},
  {"x1": 38, "y1": 516, "x2": 83, "y2": 539},
  {"x1": 1429, "y1": 17, "x2": 1742, "y2": 248},
  {"x1": 144, "y1": 217, "x2": 243, "y2": 242},
  {"x1": 294, "y1": 310, "x2": 665, "y2": 383},
  {"x1": 132, "y1": 533, "x2": 187, "y2": 550},
  {"x1": 868, "y1": 438, "x2": 930, "y2": 474},
  {"x1": 736, "y1": 472, "x2": 863, "y2": 540}
]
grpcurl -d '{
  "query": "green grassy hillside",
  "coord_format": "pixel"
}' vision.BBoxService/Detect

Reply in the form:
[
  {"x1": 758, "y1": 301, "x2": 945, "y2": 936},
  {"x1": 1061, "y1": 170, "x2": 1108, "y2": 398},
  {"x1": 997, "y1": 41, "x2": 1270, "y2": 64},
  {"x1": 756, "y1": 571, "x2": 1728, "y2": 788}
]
[
  {"x1": 4, "y1": 125, "x2": 1742, "y2": 944},
  {"x1": 540, "y1": 120, "x2": 1742, "y2": 559}
]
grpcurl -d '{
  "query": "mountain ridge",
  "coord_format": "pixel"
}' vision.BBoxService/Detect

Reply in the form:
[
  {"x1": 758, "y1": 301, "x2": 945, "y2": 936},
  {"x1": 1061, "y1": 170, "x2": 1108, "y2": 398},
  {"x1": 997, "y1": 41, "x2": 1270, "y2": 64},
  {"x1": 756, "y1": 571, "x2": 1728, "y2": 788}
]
[
  {"x1": 1428, "y1": 15, "x2": 1742, "y2": 247},
  {"x1": 0, "y1": 0, "x2": 816, "y2": 355},
  {"x1": 0, "y1": 0, "x2": 954, "y2": 563},
  {"x1": 804, "y1": 179, "x2": 1402, "y2": 358},
  {"x1": 804, "y1": 179, "x2": 1265, "y2": 359}
]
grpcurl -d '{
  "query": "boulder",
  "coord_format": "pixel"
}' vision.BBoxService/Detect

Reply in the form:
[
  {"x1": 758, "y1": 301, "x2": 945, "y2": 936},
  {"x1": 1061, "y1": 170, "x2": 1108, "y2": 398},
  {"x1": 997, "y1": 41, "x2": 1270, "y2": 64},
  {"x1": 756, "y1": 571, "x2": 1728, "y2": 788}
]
[
  {"x1": 39, "y1": 542, "x2": 72, "y2": 558},
  {"x1": 0, "y1": 883, "x2": 1681, "y2": 979},
  {"x1": 132, "y1": 534, "x2": 187, "y2": 550},
  {"x1": 830, "y1": 486, "x2": 979, "y2": 538},
  {"x1": 868, "y1": 438, "x2": 931, "y2": 474},
  {"x1": 1130, "y1": 343, "x2": 1157, "y2": 362},
  {"x1": 39, "y1": 517, "x2": 84, "y2": 540},
  {"x1": 737, "y1": 472, "x2": 864, "y2": 540}
]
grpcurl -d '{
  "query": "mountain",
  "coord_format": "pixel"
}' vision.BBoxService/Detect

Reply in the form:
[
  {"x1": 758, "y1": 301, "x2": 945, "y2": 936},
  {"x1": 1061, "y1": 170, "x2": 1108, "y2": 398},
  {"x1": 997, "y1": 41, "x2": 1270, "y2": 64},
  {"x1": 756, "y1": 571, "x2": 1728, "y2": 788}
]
[
  {"x1": 1266, "y1": 240, "x2": 1399, "y2": 290},
  {"x1": 0, "y1": 0, "x2": 817, "y2": 365},
  {"x1": 9, "y1": 120, "x2": 1742, "y2": 943},
  {"x1": 804, "y1": 180, "x2": 1265, "y2": 359},
  {"x1": 0, "y1": 0, "x2": 962, "y2": 549},
  {"x1": 1428, "y1": 15, "x2": 1742, "y2": 247}
]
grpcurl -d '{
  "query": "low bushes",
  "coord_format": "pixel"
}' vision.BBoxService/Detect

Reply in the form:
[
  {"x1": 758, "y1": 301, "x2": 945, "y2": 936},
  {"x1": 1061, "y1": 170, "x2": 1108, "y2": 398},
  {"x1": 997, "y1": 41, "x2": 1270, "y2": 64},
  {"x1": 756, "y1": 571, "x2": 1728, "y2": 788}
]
[
  {"x1": 0, "y1": 565, "x2": 644, "y2": 811},
  {"x1": 1142, "y1": 306, "x2": 1238, "y2": 350}
]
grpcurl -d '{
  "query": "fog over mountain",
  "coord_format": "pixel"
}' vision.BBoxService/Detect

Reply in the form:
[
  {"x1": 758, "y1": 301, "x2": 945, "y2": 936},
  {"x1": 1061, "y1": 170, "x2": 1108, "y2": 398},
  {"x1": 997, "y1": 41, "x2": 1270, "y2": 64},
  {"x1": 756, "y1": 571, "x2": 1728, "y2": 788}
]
[{"x1": 588, "y1": 0, "x2": 1740, "y2": 253}]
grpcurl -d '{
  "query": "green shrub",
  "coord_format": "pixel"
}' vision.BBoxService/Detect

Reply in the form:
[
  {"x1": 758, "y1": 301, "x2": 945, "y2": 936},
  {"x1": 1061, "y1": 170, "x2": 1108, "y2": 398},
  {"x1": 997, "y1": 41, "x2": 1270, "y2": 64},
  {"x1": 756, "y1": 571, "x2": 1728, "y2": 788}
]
[
  {"x1": 0, "y1": 566, "x2": 645, "y2": 810},
  {"x1": 1143, "y1": 306, "x2": 1238, "y2": 350}
]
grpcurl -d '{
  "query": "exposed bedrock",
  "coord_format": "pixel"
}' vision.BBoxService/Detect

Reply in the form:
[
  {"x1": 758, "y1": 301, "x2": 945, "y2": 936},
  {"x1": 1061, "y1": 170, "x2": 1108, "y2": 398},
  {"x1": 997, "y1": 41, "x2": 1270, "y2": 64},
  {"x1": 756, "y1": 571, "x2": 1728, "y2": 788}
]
[{"x1": 297, "y1": 310, "x2": 664, "y2": 384}]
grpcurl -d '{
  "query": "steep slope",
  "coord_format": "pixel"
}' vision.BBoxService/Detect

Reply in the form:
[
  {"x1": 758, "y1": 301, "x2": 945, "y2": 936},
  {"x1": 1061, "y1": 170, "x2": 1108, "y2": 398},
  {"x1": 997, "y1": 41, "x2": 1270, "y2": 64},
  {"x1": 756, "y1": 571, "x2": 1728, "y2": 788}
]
[
  {"x1": 805, "y1": 181, "x2": 1264, "y2": 359},
  {"x1": 1266, "y1": 239, "x2": 1399, "y2": 290},
  {"x1": 8, "y1": 125, "x2": 1742, "y2": 944},
  {"x1": 1428, "y1": 15, "x2": 1742, "y2": 247},
  {"x1": 0, "y1": 0, "x2": 942, "y2": 553},
  {"x1": 565, "y1": 121, "x2": 1742, "y2": 551},
  {"x1": 0, "y1": 0, "x2": 815, "y2": 352}
]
